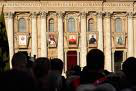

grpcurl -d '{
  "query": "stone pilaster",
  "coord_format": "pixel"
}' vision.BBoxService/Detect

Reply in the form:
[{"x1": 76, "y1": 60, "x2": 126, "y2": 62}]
[
  {"x1": 104, "y1": 12, "x2": 112, "y2": 72},
  {"x1": 134, "y1": 15, "x2": 136, "y2": 58},
  {"x1": 128, "y1": 12, "x2": 134, "y2": 57},
  {"x1": 31, "y1": 12, "x2": 37, "y2": 57},
  {"x1": 80, "y1": 12, "x2": 87, "y2": 68},
  {"x1": 40, "y1": 12, "x2": 47, "y2": 57},
  {"x1": 7, "y1": 12, "x2": 14, "y2": 69},
  {"x1": 111, "y1": 50, "x2": 115, "y2": 72},
  {"x1": 97, "y1": 12, "x2": 103, "y2": 51},
  {"x1": 57, "y1": 11, "x2": 64, "y2": 61}
]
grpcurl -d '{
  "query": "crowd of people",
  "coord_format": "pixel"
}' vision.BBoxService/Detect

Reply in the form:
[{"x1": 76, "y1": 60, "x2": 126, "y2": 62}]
[{"x1": 0, "y1": 48, "x2": 136, "y2": 91}]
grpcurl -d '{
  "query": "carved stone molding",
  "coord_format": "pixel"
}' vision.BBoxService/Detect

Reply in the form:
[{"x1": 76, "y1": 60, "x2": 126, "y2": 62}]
[
  {"x1": 0, "y1": 1, "x2": 102, "y2": 12},
  {"x1": 31, "y1": 12, "x2": 38, "y2": 18},
  {"x1": 127, "y1": 12, "x2": 133, "y2": 18},
  {"x1": 88, "y1": 12, "x2": 97, "y2": 17},
  {"x1": 40, "y1": 11, "x2": 47, "y2": 18},
  {"x1": 6, "y1": 12, "x2": 14, "y2": 19},
  {"x1": 57, "y1": 11, "x2": 64, "y2": 18},
  {"x1": 103, "y1": 2, "x2": 133, "y2": 12},
  {"x1": 97, "y1": 12, "x2": 103, "y2": 18},
  {"x1": 80, "y1": 12, "x2": 87, "y2": 19},
  {"x1": 0, "y1": 1, "x2": 102, "y2": 7},
  {"x1": 105, "y1": 12, "x2": 111, "y2": 18}
]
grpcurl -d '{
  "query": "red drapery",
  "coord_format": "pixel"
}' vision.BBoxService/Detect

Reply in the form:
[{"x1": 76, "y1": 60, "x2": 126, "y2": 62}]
[{"x1": 67, "y1": 51, "x2": 77, "y2": 71}]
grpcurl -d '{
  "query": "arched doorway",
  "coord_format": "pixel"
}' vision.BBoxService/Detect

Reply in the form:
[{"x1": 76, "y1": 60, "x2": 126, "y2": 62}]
[{"x1": 67, "y1": 51, "x2": 77, "y2": 71}]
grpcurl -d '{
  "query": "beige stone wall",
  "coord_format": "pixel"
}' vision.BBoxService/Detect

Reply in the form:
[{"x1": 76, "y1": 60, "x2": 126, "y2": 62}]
[{"x1": 1, "y1": 0, "x2": 136, "y2": 71}]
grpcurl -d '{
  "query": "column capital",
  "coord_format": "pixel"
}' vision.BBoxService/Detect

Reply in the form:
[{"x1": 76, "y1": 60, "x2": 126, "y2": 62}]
[
  {"x1": 31, "y1": 12, "x2": 38, "y2": 18},
  {"x1": 105, "y1": 12, "x2": 111, "y2": 18},
  {"x1": 40, "y1": 11, "x2": 47, "y2": 18},
  {"x1": 97, "y1": 12, "x2": 103, "y2": 18},
  {"x1": 57, "y1": 11, "x2": 65, "y2": 18},
  {"x1": 80, "y1": 11, "x2": 87, "y2": 19},
  {"x1": 127, "y1": 12, "x2": 133, "y2": 18},
  {"x1": 6, "y1": 12, "x2": 14, "y2": 19}
]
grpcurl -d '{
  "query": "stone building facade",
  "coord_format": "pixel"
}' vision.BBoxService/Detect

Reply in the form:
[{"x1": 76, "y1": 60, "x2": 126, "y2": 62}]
[{"x1": 0, "y1": 0, "x2": 136, "y2": 72}]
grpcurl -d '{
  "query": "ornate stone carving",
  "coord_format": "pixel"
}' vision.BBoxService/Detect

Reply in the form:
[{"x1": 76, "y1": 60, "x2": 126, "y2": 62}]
[
  {"x1": 6, "y1": 12, "x2": 14, "y2": 19},
  {"x1": 105, "y1": 12, "x2": 111, "y2": 18},
  {"x1": 103, "y1": 2, "x2": 133, "y2": 12},
  {"x1": 40, "y1": 11, "x2": 47, "y2": 18},
  {"x1": 127, "y1": 12, "x2": 133, "y2": 18},
  {"x1": 97, "y1": 12, "x2": 103, "y2": 18},
  {"x1": 31, "y1": 12, "x2": 38, "y2": 18},
  {"x1": 57, "y1": 11, "x2": 64, "y2": 18},
  {"x1": 80, "y1": 12, "x2": 87, "y2": 19}
]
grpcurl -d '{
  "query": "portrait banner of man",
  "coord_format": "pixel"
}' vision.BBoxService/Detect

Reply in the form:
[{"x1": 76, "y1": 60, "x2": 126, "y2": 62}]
[
  {"x1": 114, "y1": 34, "x2": 125, "y2": 48},
  {"x1": 17, "y1": 33, "x2": 30, "y2": 48},
  {"x1": 48, "y1": 34, "x2": 57, "y2": 48},
  {"x1": 88, "y1": 32, "x2": 98, "y2": 48},
  {"x1": 68, "y1": 35, "x2": 77, "y2": 45},
  {"x1": 67, "y1": 34, "x2": 78, "y2": 48},
  {"x1": 18, "y1": 35, "x2": 27, "y2": 46}
]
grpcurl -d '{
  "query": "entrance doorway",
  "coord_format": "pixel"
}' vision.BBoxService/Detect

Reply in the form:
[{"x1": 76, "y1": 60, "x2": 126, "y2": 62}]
[
  {"x1": 114, "y1": 51, "x2": 123, "y2": 72},
  {"x1": 67, "y1": 51, "x2": 77, "y2": 71}
]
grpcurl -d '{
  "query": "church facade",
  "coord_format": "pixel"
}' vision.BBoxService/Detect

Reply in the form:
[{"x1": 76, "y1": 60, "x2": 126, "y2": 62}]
[{"x1": 0, "y1": 0, "x2": 136, "y2": 72}]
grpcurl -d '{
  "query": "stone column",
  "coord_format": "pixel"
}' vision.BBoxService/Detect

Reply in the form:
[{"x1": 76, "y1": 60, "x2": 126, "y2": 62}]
[
  {"x1": 7, "y1": 12, "x2": 14, "y2": 69},
  {"x1": 104, "y1": 12, "x2": 112, "y2": 72},
  {"x1": 134, "y1": 16, "x2": 136, "y2": 58},
  {"x1": 80, "y1": 12, "x2": 87, "y2": 68},
  {"x1": 111, "y1": 50, "x2": 115, "y2": 72},
  {"x1": 97, "y1": 12, "x2": 103, "y2": 51},
  {"x1": 57, "y1": 12, "x2": 64, "y2": 61},
  {"x1": 31, "y1": 12, "x2": 37, "y2": 57},
  {"x1": 64, "y1": 51, "x2": 67, "y2": 72},
  {"x1": 40, "y1": 12, "x2": 47, "y2": 57},
  {"x1": 128, "y1": 12, "x2": 134, "y2": 57}
]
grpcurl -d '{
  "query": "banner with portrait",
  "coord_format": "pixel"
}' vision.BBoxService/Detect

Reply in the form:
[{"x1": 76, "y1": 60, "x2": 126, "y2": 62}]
[
  {"x1": 87, "y1": 32, "x2": 98, "y2": 48},
  {"x1": 18, "y1": 35, "x2": 27, "y2": 46},
  {"x1": 48, "y1": 33, "x2": 57, "y2": 48},
  {"x1": 67, "y1": 33, "x2": 78, "y2": 48},
  {"x1": 114, "y1": 33, "x2": 125, "y2": 48}
]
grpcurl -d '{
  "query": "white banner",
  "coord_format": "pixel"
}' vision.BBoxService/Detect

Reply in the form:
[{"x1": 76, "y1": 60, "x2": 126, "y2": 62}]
[{"x1": 19, "y1": 35, "x2": 27, "y2": 46}]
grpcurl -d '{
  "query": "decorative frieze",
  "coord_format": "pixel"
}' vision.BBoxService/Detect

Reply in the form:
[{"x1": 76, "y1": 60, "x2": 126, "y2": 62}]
[
  {"x1": 0, "y1": 1, "x2": 102, "y2": 7},
  {"x1": 103, "y1": 2, "x2": 133, "y2": 12}
]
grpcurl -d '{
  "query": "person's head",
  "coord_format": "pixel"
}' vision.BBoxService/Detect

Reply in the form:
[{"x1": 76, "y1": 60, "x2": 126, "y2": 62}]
[
  {"x1": 122, "y1": 57, "x2": 136, "y2": 79},
  {"x1": 12, "y1": 52, "x2": 28, "y2": 71},
  {"x1": 87, "y1": 49, "x2": 104, "y2": 71},
  {"x1": 50, "y1": 58, "x2": 63, "y2": 74},
  {"x1": 33, "y1": 57, "x2": 49, "y2": 78}
]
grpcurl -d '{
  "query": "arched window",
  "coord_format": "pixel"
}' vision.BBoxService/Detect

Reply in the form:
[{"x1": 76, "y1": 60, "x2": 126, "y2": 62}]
[
  {"x1": 49, "y1": 18, "x2": 54, "y2": 32},
  {"x1": 115, "y1": 18, "x2": 122, "y2": 32},
  {"x1": 68, "y1": 17, "x2": 75, "y2": 32},
  {"x1": 18, "y1": 18, "x2": 26, "y2": 32},
  {"x1": 88, "y1": 18, "x2": 94, "y2": 32}
]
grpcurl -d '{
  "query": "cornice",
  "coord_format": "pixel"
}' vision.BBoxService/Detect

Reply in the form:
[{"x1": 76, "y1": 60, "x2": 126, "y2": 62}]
[
  {"x1": 0, "y1": 1, "x2": 135, "y2": 13},
  {"x1": 0, "y1": 1, "x2": 103, "y2": 12},
  {"x1": 103, "y1": 2, "x2": 134, "y2": 12}
]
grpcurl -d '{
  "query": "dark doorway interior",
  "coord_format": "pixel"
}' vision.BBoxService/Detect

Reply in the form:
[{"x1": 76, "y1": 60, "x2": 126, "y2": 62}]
[
  {"x1": 67, "y1": 51, "x2": 77, "y2": 71},
  {"x1": 114, "y1": 51, "x2": 123, "y2": 72}
]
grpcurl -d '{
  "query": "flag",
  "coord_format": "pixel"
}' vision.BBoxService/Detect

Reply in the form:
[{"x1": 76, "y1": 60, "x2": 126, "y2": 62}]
[{"x1": 0, "y1": 5, "x2": 9, "y2": 72}]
